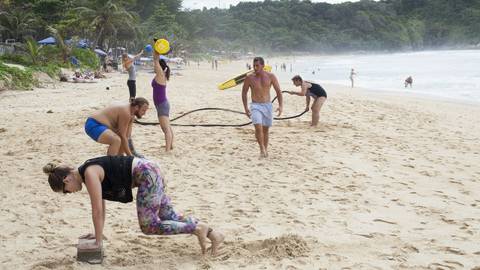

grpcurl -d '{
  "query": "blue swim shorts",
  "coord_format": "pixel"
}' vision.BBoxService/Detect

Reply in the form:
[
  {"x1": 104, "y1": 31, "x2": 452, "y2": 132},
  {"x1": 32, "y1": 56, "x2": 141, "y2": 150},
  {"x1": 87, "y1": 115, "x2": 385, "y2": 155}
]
[
  {"x1": 84, "y1": 117, "x2": 108, "y2": 141},
  {"x1": 250, "y1": 102, "x2": 273, "y2": 127}
]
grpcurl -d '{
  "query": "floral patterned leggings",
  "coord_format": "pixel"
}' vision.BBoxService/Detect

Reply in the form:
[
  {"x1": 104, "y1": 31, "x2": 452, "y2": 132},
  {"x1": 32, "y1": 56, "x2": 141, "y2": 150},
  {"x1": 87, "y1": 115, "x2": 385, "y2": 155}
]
[{"x1": 133, "y1": 159, "x2": 197, "y2": 235}]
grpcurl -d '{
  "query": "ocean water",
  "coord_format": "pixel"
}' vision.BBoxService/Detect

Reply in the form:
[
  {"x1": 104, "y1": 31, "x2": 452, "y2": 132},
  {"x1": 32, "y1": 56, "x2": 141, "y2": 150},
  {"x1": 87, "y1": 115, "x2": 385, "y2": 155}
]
[{"x1": 274, "y1": 50, "x2": 480, "y2": 103}]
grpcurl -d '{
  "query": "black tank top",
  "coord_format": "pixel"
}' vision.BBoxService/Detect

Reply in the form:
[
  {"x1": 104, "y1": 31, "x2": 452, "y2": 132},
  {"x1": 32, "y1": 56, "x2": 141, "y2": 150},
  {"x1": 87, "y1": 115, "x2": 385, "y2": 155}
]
[{"x1": 78, "y1": 156, "x2": 134, "y2": 203}]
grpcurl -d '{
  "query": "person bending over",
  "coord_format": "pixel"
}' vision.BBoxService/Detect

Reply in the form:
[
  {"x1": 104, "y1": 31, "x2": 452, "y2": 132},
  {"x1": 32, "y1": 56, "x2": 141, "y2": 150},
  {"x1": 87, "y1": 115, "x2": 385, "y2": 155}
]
[
  {"x1": 84, "y1": 97, "x2": 148, "y2": 156},
  {"x1": 287, "y1": 75, "x2": 327, "y2": 127},
  {"x1": 43, "y1": 156, "x2": 224, "y2": 255}
]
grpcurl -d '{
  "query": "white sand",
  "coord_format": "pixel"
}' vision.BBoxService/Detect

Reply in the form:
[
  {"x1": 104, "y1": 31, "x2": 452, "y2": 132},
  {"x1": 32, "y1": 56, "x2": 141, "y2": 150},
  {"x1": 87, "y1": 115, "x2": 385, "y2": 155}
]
[{"x1": 0, "y1": 60, "x2": 479, "y2": 269}]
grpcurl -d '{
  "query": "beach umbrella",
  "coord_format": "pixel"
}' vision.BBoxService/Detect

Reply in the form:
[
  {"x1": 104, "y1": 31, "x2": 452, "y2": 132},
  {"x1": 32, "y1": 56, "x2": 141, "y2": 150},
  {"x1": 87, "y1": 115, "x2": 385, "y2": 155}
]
[
  {"x1": 38, "y1": 36, "x2": 56, "y2": 45},
  {"x1": 94, "y1": 48, "x2": 107, "y2": 56},
  {"x1": 64, "y1": 39, "x2": 89, "y2": 48},
  {"x1": 77, "y1": 39, "x2": 89, "y2": 48}
]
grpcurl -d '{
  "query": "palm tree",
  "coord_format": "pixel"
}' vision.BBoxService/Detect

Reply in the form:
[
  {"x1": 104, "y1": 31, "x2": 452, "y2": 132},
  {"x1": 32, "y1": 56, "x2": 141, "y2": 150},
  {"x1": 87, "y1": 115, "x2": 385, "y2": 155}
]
[
  {"x1": 22, "y1": 36, "x2": 44, "y2": 65},
  {"x1": 73, "y1": 0, "x2": 138, "y2": 49},
  {"x1": 47, "y1": 26, "x2": 70, "y2": 64},
  {"x1": 0, "y1": 9, "x2": 37, "y2": 41}
]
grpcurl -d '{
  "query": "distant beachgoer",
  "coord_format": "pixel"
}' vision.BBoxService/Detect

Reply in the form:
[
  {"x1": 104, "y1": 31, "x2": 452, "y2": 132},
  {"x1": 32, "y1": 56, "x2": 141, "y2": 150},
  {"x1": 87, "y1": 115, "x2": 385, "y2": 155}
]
[
  {"x1": 242, "y1": 57, "x2": 283, "y2": 158},
  {"x1": 287, "y1": 75, "x2": 327, "y2": 127},
  {"x1": 122, "y1": 50, "x2": 143, "y2": 102},
  {"x1": 152, "y1": 50, "x2": 174, "y2": 152},
  {"x1": 43, "y1": 156, "x2": 224, "y2": 255},
  {"x1": 405, "y1": 76, "x2": 413, "y2": 88},
  {"x1": 214, "y1": 59, "x2": 218, "y2": 70},
  {"x1": 74, "y1": 71, "x2": 82, "y2": 79},
  {"x1": 84, "y1": 98, "x2": 149, "y2": 156},
  {"x1": 350, "y1": 68, "x2": 357, "y2": 88}
]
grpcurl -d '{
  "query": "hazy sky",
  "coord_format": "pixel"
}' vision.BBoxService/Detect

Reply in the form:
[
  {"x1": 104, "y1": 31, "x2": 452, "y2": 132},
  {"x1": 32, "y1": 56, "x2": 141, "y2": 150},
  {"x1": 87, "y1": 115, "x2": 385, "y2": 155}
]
[{"x1": 182, "y1": 0, "x2": 357, "y2": 10}]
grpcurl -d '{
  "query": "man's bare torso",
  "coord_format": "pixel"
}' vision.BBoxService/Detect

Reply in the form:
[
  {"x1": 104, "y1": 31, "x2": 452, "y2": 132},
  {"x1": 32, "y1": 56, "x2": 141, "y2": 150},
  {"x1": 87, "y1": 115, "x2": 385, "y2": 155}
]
[
  {"x1": 91, "y1": 105, "x2": 131, "y2": 132},
  {"x1": 247, "y1": 72, "x2": 273, "y2": 103}
]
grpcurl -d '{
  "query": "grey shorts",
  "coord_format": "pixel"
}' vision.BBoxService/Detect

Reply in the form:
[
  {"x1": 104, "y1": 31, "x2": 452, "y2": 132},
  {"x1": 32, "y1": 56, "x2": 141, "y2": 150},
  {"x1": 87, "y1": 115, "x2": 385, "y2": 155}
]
[{"x1": 155, "y1": 100, "x2": 170, "y2": 117}]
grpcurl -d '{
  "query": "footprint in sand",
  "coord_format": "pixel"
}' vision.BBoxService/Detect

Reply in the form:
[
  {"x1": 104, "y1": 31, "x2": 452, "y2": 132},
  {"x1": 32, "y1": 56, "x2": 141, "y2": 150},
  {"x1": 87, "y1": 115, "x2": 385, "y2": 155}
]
[
  {"x1": 442, "y1": 246, "x2": 466, "y2": 255},
  {"x1": 429, "y1": 260, "x2": 464, "y2": 270}
]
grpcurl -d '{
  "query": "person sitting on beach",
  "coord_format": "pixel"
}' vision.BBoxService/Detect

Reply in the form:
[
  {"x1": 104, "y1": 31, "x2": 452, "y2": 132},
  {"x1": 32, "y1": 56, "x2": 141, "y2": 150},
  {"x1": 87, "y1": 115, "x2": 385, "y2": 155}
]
[
  {"x1": 242, "y1": 56, "x2": 283, "y2": 158},
  {"x1": 43, "y1": 156, "x2": 224, "y2": 255},
  {"x1": 84, "y1": 97, "x2": 149, "y2": 156},
  {"x1": 287, "y1": 75, "x2": 327, "y2": 127},
  {"x1": 122, "y1": 50, "x2": 143, "y2": 102},
  {"x1": 152, "y1": 50, "x2": 174, "y2": 152},
  {"x1": 72, "y1": 71, "x2": 95, "y2": 83},
  {"x1": 404, "y1": 76, "x2": 413, "y2": 88},
  {"x1": 94, "y1": 70, "x2": 106, "y2": 79},
  {"x1": 73, "y1": 71, "x2": 83, "y2": 79}
]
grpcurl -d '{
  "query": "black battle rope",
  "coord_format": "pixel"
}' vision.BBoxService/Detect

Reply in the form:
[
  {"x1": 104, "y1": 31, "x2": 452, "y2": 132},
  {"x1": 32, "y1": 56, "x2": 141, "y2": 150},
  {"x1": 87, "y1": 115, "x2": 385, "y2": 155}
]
[{"x1": 134, "y1": 91, "x2": 308, "y2": 127}]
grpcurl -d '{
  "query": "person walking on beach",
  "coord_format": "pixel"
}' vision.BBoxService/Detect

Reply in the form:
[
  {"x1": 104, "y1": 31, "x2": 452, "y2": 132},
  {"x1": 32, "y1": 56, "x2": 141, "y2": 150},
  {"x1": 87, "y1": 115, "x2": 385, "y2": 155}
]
[
  {"x1": 43, "y1": 156, "x2": 224, "y2": 255},
  {"x1": 404, "y1": 76, "x2": 413, "y2": 88},
  {"x1": 122, "y1": 50, "x2": 143, "y2": 103},
  {"x1": 287, "y1": 75, "x2": 327, "y2": 127},
  {"x1": 84, "y1": 98, "x2": 149, "y2": 156},
  {"x1": 242, "y1": 57, "x2": 283, "y2": 158},
  {"x1": 350, "y1": 68, "x2": 357, "y2": 88},
  {"x1": 152, "y1": 50, "x2": 174, "y2": 152}
]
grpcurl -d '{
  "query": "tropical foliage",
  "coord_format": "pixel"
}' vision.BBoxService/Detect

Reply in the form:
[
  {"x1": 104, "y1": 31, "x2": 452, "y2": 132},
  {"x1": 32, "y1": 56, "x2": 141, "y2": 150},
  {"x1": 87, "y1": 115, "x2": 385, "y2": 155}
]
[{"x1": 0, "y1": 0, "x2": 479, "y2": 53}]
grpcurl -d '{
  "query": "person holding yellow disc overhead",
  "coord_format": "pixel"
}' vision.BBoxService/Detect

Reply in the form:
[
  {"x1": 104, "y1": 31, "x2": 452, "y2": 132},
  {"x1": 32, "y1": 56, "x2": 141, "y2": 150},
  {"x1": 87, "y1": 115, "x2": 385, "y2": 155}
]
[
  {"x1": 154, "y1": 38, "x2": 170, "y2": 55},
  {"x1": 151, "y1": 39, "x2": 174, "y2": 152}
]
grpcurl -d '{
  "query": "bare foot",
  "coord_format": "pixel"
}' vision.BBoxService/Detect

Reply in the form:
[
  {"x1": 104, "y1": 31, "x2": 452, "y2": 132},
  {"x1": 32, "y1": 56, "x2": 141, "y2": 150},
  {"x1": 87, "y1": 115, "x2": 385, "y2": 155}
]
[
  {"x1": 193, "y1": 222, "x2": 209, "y2": 254},
  {"x1": 207, "y1": 230, "x2": 225, "y2": 256}
]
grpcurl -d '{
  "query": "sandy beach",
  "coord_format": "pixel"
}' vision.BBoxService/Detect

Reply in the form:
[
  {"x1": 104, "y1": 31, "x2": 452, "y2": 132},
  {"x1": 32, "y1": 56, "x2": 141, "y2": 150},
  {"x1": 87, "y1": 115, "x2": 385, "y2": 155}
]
[{"x1": 0, "y1": 59, "x2": 479, "y2": 269}]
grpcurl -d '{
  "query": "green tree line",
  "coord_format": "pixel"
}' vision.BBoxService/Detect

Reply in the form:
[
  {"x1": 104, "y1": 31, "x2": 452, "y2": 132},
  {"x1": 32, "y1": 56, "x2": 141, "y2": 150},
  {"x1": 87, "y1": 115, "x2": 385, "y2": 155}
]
[{"x1": 1, "y1": 0, "x2": 479, "y2": 53}]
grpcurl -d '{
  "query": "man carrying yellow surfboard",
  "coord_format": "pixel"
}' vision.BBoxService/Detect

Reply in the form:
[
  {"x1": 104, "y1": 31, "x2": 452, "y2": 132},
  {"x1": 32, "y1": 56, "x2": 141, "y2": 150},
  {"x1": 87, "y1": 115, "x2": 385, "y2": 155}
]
[{"x1": 242, "y1": 57, "x2": 283, "y2": 158}]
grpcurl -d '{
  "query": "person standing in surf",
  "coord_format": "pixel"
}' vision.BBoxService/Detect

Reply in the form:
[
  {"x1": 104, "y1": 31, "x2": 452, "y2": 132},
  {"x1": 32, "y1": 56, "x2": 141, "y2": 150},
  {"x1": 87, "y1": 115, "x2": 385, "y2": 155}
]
[{"x1": 350, "y1": 68, "x2": 357, "y2": 88}]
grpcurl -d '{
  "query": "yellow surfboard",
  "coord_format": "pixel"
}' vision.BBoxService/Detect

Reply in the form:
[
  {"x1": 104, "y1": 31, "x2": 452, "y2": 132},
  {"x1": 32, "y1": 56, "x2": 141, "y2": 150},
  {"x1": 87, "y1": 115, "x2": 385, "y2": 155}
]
[{"x1": 218, "y1": 65, "x2": 272, "y2": 90}]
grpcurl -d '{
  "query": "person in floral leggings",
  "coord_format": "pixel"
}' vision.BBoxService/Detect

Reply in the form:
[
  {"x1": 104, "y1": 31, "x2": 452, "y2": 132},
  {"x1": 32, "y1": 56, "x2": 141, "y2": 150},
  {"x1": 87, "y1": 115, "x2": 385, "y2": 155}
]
[{"x1": 43, "y1": 156, "x2": 224, "y2": 255}]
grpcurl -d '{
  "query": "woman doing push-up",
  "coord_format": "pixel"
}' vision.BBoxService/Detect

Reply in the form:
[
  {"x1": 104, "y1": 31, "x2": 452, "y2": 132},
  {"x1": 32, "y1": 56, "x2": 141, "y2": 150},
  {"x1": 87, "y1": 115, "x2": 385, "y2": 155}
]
[{"x1": 43, "y1": 156, "x2": 224, "y2": 255}]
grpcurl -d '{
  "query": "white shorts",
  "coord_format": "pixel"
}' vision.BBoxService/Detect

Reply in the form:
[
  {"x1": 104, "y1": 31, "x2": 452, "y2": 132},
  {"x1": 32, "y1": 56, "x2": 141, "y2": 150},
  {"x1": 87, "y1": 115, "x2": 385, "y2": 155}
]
[{"x1": 250, "y1": 102, "x2": 273, "y2": 127}]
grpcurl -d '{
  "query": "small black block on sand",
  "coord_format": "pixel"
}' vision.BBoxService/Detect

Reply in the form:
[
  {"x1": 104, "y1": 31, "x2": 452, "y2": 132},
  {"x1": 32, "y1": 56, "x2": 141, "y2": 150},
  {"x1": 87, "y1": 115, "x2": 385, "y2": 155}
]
[{"x1": 76, "y1": 239, "x2": 104, "y2": 264}]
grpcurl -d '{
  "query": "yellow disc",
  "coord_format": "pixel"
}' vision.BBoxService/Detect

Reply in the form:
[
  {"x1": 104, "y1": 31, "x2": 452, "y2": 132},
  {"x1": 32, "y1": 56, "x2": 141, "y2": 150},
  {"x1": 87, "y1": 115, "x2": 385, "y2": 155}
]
[{"x1": 154, "y1": 39, "x2": 170, "y2": 54}]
